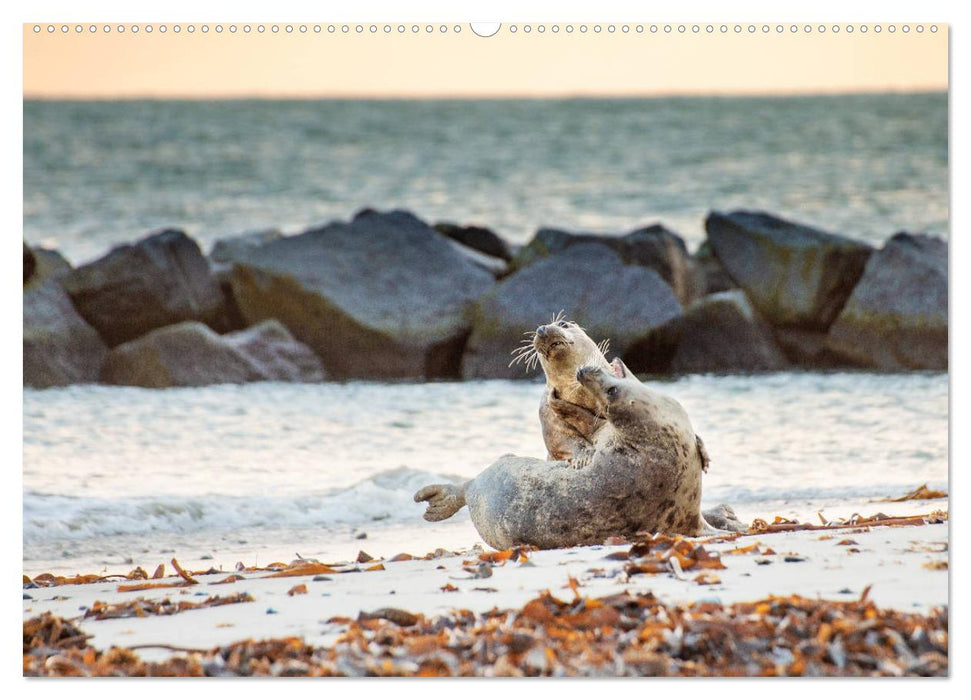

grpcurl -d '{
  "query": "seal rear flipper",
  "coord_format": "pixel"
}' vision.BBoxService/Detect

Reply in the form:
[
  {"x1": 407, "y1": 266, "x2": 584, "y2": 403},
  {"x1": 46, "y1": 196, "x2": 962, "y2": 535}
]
[
  {"x1": 696, "y1": 435, "x2": 710, "y2": 473},
  {"x1": 414, "y1": 483, "x2": 468, "y2": 522}
]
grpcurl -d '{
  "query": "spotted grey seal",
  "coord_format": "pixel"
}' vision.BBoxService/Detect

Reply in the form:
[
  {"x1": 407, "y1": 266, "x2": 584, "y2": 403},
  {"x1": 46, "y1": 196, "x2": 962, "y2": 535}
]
[{"x1": 415, "y1": 359, "x2": 720, "y2": 549}]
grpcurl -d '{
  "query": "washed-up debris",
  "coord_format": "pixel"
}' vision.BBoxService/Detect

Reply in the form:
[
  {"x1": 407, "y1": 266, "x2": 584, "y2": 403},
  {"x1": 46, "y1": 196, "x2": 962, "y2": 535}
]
[
  {"x1": 23, "y1": 613, "x2": 91, "y2": 652},
  {"x1": 24, "y1": 548, "x2": 466, "y2": 591},
  {"x1": 752, "y1": 511, "x2": 946, "y2": 534},
  {"x1": 24, "y1": 588, "x2": 947, "y2": 677},
  {"x1": 621, "y1": 534, "x2": 726, "y2": 577},
  {"x1": 357, "y1": 608, "x2": 420, "y2": 627},
  {"x1": 83, "y1": 592, "x2": 255, "y2": 621}
]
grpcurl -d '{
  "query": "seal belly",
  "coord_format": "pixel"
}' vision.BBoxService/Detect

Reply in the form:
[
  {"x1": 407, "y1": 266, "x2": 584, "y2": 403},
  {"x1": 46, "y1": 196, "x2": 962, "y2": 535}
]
[{"x1": 464, "y1": 453, "x2": 671, "y2": 549}]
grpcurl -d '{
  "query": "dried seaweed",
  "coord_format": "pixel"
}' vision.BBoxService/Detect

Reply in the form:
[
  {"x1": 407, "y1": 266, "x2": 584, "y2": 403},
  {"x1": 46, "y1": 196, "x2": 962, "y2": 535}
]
[
  {"x1": 24, "y1": 589, "x2": 947, "y2": 677},
  {"x1": 82, "y1": 592, "x2": 254, "y2": 621}
]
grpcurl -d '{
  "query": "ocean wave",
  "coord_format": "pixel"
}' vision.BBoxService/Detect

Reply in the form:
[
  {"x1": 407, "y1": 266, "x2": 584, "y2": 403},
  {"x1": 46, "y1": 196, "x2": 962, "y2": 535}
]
[
  {"x1": 702, "y1": 481, "x2": 949, "y2": 506},
  {"x1": 23, "y1": 466, "x2": 467, "y2": 542}
]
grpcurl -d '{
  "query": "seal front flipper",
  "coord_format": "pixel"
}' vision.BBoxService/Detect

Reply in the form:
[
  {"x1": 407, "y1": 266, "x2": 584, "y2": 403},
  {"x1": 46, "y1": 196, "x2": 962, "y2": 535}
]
[
  {"x1": 414, "y1": 482, "x2": 468, "y2": 522},
  {"x1": 547, "y1": 393, "x2": 605, "y2": 438}
]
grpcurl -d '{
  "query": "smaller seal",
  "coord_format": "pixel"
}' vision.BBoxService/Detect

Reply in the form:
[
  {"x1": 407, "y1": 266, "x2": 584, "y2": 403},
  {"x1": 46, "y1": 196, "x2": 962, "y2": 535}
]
[{"x1": 415, "y1": 359, "x2": 717, "y2": 549}]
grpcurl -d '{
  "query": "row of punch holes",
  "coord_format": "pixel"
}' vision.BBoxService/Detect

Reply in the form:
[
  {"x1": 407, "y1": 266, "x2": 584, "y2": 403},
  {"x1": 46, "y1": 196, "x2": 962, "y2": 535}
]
[{"x1": 33, "y1": 23, "x2": 939, "y2": 36}]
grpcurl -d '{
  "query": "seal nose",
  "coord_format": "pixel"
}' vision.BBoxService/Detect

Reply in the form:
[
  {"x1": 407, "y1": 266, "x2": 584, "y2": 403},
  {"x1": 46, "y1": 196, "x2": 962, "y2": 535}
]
[
  {"x1": 535, "y1": 325, "x2": 548, "y2": 339},
  {"x1": 576, "y1": 366, "x2": 590, "y2": 382}
]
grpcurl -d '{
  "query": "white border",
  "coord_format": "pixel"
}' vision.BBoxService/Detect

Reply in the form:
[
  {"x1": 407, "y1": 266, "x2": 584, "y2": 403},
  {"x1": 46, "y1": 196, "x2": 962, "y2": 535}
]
[{"x1": 6, "y1": 0, "x2": 962, "y2": 695}]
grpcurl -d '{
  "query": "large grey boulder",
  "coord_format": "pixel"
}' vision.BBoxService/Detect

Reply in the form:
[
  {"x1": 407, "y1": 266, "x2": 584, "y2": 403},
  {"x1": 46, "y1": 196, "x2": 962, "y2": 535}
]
[
  {"x1": 462, "y1": 244, "x2": 683, "y2": 379},
  {"x1": 434, "y1": 222, "x2": 514, "y2": 262},
  {"x1": 24, "y1": 279, "x2": 108, "y2": 388},
  {"x1": 61, "y1": 229, "x2": 224, "y2": 347},
  {"x1": 100, "y1": 320, "x2": 326, "y2": 388},
  {"x1": 507, "y1": 225, "x2": 702, "y2": 304},
  {"x1": 826, "y1": 233, "x2": 947, "y2": 370},
  {"x1": 705, "y1": 210, "x2": 873, "y2": 329},
  {"x1": 624, "y1": 290, "x2": 788, "y2": 374},
  {"x1": 226, "y1": 209, "x2": 496, "y2": 379}
]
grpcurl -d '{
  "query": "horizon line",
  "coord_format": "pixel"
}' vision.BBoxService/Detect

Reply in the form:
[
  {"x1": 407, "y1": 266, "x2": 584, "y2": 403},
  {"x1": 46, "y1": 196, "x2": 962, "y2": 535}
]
[{"x1": 22, "y1": 86, "x2": 948, "y2": 102}]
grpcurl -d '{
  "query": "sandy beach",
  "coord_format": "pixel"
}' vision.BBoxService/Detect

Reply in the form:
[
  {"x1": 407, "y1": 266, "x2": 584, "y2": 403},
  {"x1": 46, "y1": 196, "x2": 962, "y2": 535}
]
[{"x1": 24, "y1": 497, "x2": 948, "y2": 676}]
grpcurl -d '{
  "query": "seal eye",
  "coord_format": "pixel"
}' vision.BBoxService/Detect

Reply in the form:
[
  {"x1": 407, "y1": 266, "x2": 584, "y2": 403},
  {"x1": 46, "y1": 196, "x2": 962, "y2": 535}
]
[
  {"x1": 557, "y1": 321, "x2": 570, "y2": 328},
  {"x1": 606, "y1": 386, "x2": 619, "y2": 398}
]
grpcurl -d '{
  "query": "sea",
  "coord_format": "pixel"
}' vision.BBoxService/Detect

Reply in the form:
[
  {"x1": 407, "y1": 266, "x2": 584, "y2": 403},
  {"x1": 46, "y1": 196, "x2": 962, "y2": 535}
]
[{"x1": 23, "y1": 93, "x2": 948, "y2": 576}]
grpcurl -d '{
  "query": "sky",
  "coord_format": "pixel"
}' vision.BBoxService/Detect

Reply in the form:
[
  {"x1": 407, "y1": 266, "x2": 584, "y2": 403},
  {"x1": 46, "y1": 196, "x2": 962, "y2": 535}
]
[{"x1": 22, "y1": 23, "x2": 948, "y2": 99}]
